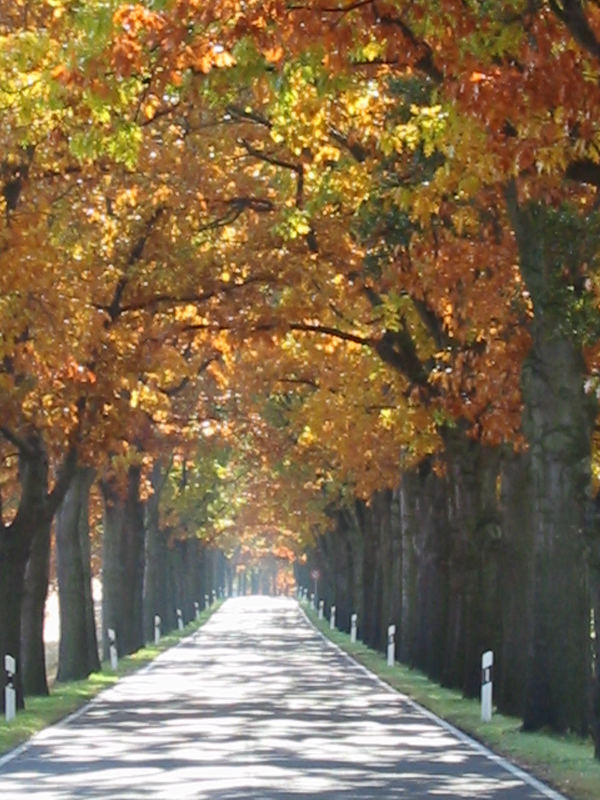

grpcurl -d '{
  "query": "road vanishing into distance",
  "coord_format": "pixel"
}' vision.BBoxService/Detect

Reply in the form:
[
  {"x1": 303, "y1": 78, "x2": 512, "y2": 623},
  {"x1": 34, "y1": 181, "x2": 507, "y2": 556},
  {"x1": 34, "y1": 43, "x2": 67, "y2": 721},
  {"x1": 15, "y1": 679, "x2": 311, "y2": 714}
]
[{"x1": 0, "y1": 597, "x2": 566, "y2": 799}]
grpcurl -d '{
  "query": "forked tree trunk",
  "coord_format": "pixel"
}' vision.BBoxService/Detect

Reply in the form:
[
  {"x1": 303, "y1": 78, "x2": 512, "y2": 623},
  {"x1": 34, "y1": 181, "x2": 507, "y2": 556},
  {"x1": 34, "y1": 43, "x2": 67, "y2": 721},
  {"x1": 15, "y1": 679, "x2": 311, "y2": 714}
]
[{"x1": 56, "y1": 467, "x2": 99, "y2": 682}]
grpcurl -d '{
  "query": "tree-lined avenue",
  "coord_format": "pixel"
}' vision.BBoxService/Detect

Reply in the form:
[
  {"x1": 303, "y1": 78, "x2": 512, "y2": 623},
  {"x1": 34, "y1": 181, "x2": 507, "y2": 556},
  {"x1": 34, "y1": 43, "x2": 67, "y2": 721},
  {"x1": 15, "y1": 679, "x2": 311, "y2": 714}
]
[{"x1": 0, "y1": 597, "x2": 564, "y2": 799}]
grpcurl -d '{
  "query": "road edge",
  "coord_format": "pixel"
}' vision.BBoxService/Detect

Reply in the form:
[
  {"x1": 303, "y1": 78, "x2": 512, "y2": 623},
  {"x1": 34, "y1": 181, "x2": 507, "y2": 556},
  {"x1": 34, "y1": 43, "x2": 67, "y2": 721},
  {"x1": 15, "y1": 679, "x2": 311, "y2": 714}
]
[{"x1": 298, "y1": 600, "x2": 569, "y2": 800}]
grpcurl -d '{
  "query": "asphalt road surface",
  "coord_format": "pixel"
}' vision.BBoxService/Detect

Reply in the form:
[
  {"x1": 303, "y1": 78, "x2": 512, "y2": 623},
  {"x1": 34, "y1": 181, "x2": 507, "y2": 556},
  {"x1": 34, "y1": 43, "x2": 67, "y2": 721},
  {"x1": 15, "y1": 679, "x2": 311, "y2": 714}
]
[{"x1": 0, "y1": 596, "x2": 566, "y2": 799}]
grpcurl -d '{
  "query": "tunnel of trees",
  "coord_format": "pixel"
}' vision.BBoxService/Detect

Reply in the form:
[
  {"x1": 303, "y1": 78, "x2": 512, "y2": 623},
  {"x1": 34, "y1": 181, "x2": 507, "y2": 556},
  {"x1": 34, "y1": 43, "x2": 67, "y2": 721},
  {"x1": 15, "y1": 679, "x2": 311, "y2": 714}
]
[{"x1": 1, "y1": 0, "x2": 600, "y2": 761}]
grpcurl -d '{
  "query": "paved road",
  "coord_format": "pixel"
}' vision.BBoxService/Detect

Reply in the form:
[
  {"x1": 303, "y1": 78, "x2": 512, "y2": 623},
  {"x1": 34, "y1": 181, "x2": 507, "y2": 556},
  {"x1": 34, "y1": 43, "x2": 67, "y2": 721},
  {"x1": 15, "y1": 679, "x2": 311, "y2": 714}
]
[{"x1": 0, "y1": 597, "x2": 565, "y2": 799}]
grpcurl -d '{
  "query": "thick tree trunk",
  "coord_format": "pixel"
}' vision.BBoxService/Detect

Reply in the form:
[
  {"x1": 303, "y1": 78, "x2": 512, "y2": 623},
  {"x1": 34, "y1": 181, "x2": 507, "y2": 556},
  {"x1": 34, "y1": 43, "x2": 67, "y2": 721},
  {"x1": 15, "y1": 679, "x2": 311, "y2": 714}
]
[
  {"x1": 56, "y1": 467, "x2": 99, "y2": 682},
  {"x1": 400, "y1": 473, "x2": 417, "y2": 663},
  {"x1": 521, "y1": 331, "x2": 592, "y2": 734},
  {"x1": 496, "y1": 450, "x2": 534, "y2": 717},
  {"x1": 20, "y1": 514, "x2": 53, "y2": 695},
  {"x1": 442, "y1": 429, "x2": 502, "y2": 698},
  {"x1": 0, "y1": 524, "x2": 31, "y2": 711},
  {"x1": 143, "y1": 461, "x2": 172, "y2": 640},
  {"x1": 0, "y1": 432, "x2": 74, "y2": 711},
  {"x1": 588, "y1": 529, "x2": 600, "y2": 758},
  {"x1": 508, "y1": 196, "x2": 595, "y2": 735},
  {"x1": 359, "y1": 499, "x2": 383, "y2": 649},
  {"x1": 413, "y1": 459, "x2": 449, "y2": 682},
  {"x1": 101, "y1": 466, "x2": 146, "y2": 659}
]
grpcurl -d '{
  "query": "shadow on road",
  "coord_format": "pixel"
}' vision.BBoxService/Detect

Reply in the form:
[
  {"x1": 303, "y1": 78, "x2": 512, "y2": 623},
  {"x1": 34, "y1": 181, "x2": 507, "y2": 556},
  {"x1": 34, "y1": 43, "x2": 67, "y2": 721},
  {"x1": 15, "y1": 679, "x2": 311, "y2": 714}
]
[{"x1": 1, "y1": 598, "x2": 555, "y2": 799}]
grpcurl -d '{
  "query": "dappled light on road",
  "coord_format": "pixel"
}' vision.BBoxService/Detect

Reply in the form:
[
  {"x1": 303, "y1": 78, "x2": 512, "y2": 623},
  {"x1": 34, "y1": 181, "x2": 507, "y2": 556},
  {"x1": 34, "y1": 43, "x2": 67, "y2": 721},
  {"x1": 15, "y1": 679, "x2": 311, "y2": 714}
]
[{"x1": 0, "y1": 598, "x2": 556, "y2": 798}]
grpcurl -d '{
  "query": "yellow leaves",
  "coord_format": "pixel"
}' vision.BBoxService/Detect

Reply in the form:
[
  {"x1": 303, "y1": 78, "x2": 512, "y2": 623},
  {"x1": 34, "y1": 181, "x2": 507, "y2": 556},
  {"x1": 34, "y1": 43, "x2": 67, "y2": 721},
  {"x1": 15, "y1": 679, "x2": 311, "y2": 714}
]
[
  {"x1": 190, "y1": 43, "x2": 236, "y2": 73},
  {"x1": 264, "y1": 45, "x2": 283, "y2": 63},
  {"x1": 298, "y1": 425, "x2": 316, "y2": 447},
  {"x1": 115, "y1": 186, "x2": 139, "y2": 209}
]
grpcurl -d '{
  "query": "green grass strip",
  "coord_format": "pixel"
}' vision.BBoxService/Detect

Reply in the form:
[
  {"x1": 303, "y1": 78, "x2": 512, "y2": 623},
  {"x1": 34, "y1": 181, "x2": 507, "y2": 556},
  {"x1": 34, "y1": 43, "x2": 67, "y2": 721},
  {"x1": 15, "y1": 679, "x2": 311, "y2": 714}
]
[
  {"x1": 0, "y1": 602, "x2": 223, "y2": 758},
  {"x1": 303, "y1": 603, "x2": 600, "y2": 800}
]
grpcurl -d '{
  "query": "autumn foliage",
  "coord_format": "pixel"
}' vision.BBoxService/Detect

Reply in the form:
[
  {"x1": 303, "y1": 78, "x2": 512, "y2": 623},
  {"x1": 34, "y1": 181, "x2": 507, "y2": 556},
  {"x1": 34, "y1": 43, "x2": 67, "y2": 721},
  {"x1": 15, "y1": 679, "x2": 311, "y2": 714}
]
[{"x1": 1, "y1": 0, "x2": 600, "y2": 755}]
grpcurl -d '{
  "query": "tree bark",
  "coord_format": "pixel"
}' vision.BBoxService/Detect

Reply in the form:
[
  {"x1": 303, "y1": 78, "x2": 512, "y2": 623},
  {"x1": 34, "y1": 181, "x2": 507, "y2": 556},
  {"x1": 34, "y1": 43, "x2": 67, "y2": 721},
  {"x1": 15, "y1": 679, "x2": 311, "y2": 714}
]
[
  {"x1": 20, "y1": 513, "x2": 53, "y2": 696},
  {"x1": 0, "y1": 431, "x2": 75, "y2": 711},
  {"x1": 496, "y1": 450, "x2": 534, "y2": 717},
  {"x1": 143, "y1": 460, "x2": 173, "y2": 640},
  {"x1": 508, "y1": 195, "x2": 595, "y2": 735},
  {"x1": 101, "y1": 465, "x2": 146, "y2": 659},
  {"x1": 56, "y1": 467, "x2": 99, "y2": 682}
]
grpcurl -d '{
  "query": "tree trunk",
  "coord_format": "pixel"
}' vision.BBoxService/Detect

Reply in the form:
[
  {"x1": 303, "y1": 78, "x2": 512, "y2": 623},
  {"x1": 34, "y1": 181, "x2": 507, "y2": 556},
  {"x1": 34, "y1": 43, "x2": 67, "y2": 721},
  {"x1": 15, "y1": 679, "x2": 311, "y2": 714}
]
[
  {"x1": 496, "y1": 449, "x2": 534, "y2": 717},
  {"x1": 508, "y1": 195, "x2": 595, "y2": 735},
  {"x1": 0, "y1": 523, "x2": 31, "y2": 710},
  {"x1": 0, "y1": 432, "x2": 74, "y2": 711},
  {"x1": 442, "y1": 428, "x2": 503, "y2": 698},
  {"x1": 20, "y1": 514, "x2": 53, "y2": 696},
  {"x1": 586, "y1": 505, "x2": 600, "y2": 759},
  {"x1": 56, "y1": 467, "x2": 99, "y2": 682},
  {"x1": 101, "y1": 466, "x2": 146, "y2": 659},
  {"x1": 143, "y1": 461, "x2": 172, "y2": 640}
]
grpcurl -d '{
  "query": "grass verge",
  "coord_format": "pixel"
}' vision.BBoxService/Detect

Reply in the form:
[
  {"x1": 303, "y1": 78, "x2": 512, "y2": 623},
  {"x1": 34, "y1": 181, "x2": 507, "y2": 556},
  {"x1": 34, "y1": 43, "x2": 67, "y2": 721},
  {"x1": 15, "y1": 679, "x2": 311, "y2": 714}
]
[
  {"x1": 0, "y1": 602, "x2": 223, "y2": 758},
  {"x1": 303, "y1": 603, "x2": 600, "y2": 800}
]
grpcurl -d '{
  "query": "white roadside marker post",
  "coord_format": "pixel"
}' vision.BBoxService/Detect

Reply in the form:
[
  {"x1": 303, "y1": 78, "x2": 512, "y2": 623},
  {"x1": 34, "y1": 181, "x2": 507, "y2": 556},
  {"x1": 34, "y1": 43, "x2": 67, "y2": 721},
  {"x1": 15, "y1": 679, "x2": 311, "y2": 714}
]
[
  {"x1": 108, "y1": 628, "x2": 118, "y2": 671},
  {"x1": 387, "y1": 624, "x2": 396, "y2": 667},
  {"x1": 204, "y1": 594, "x2": 209, "y2": 609},
  {"x1": 212, "y1": 589, "x2": 217, "y2": 605},
  {"x1": 154, "y1": 614, "x2": 161, "y2": 645},
  {"x1": 194, "y1": 601, "x2": 200, "y2": 620},
  {"x1": 177, "y1": 608, "x2": 184, "y2": 631},
  {"x1": 330, "y1": 605, "x2": 336, "y2": 630},
  {"x1": 318, "y1": 600, "x2": 324, "y2": 619},
  {"x1": 481, "y1": 650, "x2": 493, "y2": 722},
  {"x1": 4, "y1": 654, "x2": 16, "y2": 722},
  {"x1": 350, "y1": 613, "x2": 358, "y2": 643}
]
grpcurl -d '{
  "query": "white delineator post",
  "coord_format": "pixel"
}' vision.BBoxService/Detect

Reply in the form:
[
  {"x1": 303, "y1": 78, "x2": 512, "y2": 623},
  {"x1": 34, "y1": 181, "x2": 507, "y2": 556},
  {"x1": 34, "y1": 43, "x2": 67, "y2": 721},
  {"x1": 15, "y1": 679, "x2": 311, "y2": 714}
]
[
  {"x1": 177, "y1": 608, "x2": 184, "y2": 631},
  {"x1": 194, "y1": 601, "x2": 200, "y2": 620},
  {"x1": 108, "y1": 628, "x2": 118, "y2": 671},
  {"x1": 204, "y1": 594, "x2": 209, "y2": 609},
  {"x1": 481, "y1": 650, "x2": 494, "y2": 722},
  {"x1": 387, "y1": 624, "x2": 396, "y2": 667},
  {"x1": 4, "y1": 654, "x2": 16, "y2": 722},
  {"x1": 212, "y1": 589, "x2": 217, "y2": 605},
  {"x1": 154, "y1": 614, "x2": 161, "y2": 645},
  {"x1": 330, "y1": 605, "x2": 336, "y2": 630},
  {"x1": 350, "y1": 613, "x2": 358, "y2": 643},
  {"x1": 318, "y1": 600, "x2": 324, "y2": 620}
]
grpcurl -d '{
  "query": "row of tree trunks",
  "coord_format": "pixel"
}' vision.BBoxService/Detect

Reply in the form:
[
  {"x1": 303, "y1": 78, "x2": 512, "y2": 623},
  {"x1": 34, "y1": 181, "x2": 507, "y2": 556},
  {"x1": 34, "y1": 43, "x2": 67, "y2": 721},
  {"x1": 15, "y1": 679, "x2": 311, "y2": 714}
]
[
  {"x1": 7, "y1": 449, "x2": 228, "y2": 714},
  {"x1": 308, "y1": 421, "x2": 594, "y2": 738},
  {"x1": 101, "y1": 462, "x2": 226, "y2": 663}
]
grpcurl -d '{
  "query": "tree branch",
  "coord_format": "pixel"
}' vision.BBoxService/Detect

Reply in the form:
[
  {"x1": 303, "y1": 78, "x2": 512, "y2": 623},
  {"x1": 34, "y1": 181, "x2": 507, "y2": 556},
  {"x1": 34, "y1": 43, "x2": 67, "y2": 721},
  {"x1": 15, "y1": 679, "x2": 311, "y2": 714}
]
[
  {"x1": 0, "y1": 426, "x2": 35, "y2": 457},
  {"x1": 549, "y1": 0, "x2": 600, "y2": 60}
]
